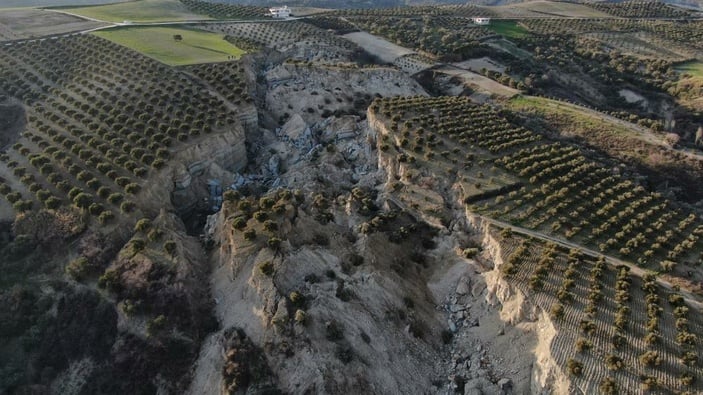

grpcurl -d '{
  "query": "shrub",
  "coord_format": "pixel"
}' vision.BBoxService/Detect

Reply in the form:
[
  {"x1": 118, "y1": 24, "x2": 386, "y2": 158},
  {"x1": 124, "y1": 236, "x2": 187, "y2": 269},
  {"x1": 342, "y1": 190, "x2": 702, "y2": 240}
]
[
  {"x1": 73, "y1": 192, "x2": 93, "y2": 209},
  {"x1": 259, "y1": 196, "x2": 275, "y2": 209},
  {"x1": 134, "y1": 218, "x2": 152, "y2": 232},
  {"x1": 463, "y1": 248, "x2": 480, "y2": 258},
  {"x1": 147, "y1": 228, "x2": 163, "y2": 242},
  {"x1": 98, "y1": 210, "x2": 114, "y2": 224},
  {"x1": 97, "y1": 269, "x2": 121, "y2": 292},
  {"x1": 237, "y1": 200, "x2": 251, "y2": 212},
  {"x1": 550, "y1": 303, "x2": 564, "y2": 320},
  {"x1": 232, "y1": 216, "x2": 247, "y2": 230},
  {"x1": 88, "y1": 203, "x2": 104, "y2": 216},
  {"x1": 242, "y1": 228, "x2": 256, "y2": 241},
  {"x1": 566, "y1": 359, "x2": 583, "y2": 376},
  {"x1": 120, "y1": 201, "x2": 135, "y2": 213},
  {"x1": 253, "y1": 210, "x2": 268, "y2": 222},
  {"x1": 263, "y1": 220, "x2": 278, "y2": 232},
  {"x1": 641, "y1": 375, "x2": 658, "y2": 391},
  {"x1": 612, "y1": 333, "x2": 626, "y2": 349},
  {"x1": 605, "y1": 354, "x2": 624, "y2": 371},
  {"x1": 575, "y1": 338, "x2": 592, "y2": 353},
  {"x1": 257, "y1": 261, "x2": 274, "y2": 276},
  {"x1": 66, "y1": 256, "x2": 90, "y2": 281},
  {"x1": 639, "y1": 351, "x2": 661, "y2": 367},
  {"x1": 125, "y1": 183, "x2": 140, "y2": 194},
  {"x1": 267, "y1": 237, "x2": 281, "y2": 249},
  {"x1": 130, "y1": 238, "x2": 146, "y2": 253},
  {"x1": 44, "y1": 196, "x2": 61, "y2": 209},
  {"x1": 325, "y1": 320, "x2": 344, "y2": 341},
  {"x1": 164, "y1": 240, "x2": 177, "y2": 256},
  {"x1": 294, "y1": 309, "x2": 307, "y2": 325},
  {"x1": 599, "y1": 377, "x2": 617, "y2": 395},
  {"x1": 681, "y1": 351, "x2": 698, "y2": 367},
  {"x1": 13, "y1": 200, "x2": 33, "y2": 212},
  {"x1": 289, "y1": 291, "x2": 305, "y2": 308},
  {"x1": 107, "y1": 193, "x2": 124, "y2": 204},
  {"x1": 681, "y1": 372, "x2": 695, "y2": 386},
  {"x1": 223, "y1": 190, "x2": 240, "y2": 202},
  {"x1": 676, "y1": 331, "x2": 696, "y2": 346},
  {"x1": 146, "y1": 315, "x2": 166, "y2": 336}
]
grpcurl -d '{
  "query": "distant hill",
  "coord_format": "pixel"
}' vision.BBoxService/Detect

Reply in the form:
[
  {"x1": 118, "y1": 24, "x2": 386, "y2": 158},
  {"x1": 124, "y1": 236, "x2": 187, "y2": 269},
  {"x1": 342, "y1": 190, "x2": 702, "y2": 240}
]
[{"x1": 209, "y1": 0, "x2": 702, "y2": 10}]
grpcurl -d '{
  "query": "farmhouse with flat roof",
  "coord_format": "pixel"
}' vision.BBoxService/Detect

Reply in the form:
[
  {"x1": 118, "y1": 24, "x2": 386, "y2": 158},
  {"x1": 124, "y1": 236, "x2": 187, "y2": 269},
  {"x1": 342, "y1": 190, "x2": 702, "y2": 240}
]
[
  {"x1": 269, "y1": 5, "x2": 291, "y2": 18},
  {"x1": 472, "y1": 17, "x2": 490, "y2": 25}
]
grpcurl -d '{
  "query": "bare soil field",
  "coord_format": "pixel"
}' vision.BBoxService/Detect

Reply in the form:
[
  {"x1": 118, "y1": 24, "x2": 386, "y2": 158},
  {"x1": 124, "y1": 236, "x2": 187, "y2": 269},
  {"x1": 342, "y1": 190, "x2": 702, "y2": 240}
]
[
  {"x1": 434, "y1": 65, "x2": 519, "y2": 98},
  {"x1": 0, "y1": 8, "x2": 105, "y2": 41},
  {"x1": 491, "y1": 0, "x2": 613, "y2": 18},
  {"x1": 342, "y1": 31, "x2": 415, "y2": 63},
  {"x1": 453, "y1": 56, "x2": 506, "y2": 74},
  {"x1": 586, "y1": 31, "x2": 699, "y2": 60}
]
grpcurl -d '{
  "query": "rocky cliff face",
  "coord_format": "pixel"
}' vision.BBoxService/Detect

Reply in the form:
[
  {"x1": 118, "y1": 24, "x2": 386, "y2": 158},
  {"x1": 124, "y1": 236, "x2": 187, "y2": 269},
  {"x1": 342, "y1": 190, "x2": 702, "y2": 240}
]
[{"x1": 185, "y1": 96, "x2": 574, "y2": 395}]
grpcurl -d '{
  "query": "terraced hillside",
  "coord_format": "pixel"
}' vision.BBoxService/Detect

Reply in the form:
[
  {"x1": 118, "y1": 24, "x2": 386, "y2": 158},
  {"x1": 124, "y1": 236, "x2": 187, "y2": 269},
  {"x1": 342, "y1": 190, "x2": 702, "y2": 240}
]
[
  {"x1": 496, "y1": 232, "x2": 703, "y2": 394},
  {"x1": 370, "y1": 94, "x2": 703, "y2": 394},
  {"x1": 0, "y1": 34, "x2": 250, "y2": 228},
  {"x1": 196, "y1": 21, "x2": 362, "y2": 62}
]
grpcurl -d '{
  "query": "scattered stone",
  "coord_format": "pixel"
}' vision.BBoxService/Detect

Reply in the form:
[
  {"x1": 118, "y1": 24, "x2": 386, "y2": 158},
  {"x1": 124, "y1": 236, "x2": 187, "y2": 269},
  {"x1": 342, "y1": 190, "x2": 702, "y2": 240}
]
[
  {"x1": 471, "y1": 282, "x2": 486, "y2": 298},
  {"x1": 448, "y1": 320, "x2": 457, "y2": 333},
  {"x1": 498, "y1": 378, "x2": 513, "y2": 394},
  {"x1": 456, "y1": 277, "x2": 470, "y2": 295}
]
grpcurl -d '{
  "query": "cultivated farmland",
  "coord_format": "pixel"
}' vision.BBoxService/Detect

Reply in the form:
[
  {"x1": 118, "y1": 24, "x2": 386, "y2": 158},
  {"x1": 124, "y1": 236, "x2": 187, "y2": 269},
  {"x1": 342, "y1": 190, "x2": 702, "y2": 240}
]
[{"x1": 0, "y1": 34, "x2": 247, "y2": 226}]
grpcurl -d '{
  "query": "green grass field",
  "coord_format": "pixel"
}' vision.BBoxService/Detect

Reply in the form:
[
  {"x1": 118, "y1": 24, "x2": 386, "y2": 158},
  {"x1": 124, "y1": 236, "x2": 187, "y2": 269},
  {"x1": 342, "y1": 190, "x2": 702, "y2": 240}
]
[
  {"x1": 0, "y1": 0, "x2": 126, "y2": 8},
  {"x1": 93, "y1": 26, "x2": 244, "y2": 66},
  {"x1": 675, "y1": 61, "x2": 703, "y2": 78},
  {"x1": 487, "y1": 21, "x2": 529, "y2": 39},
  {"x1": 62, "y1": 0, "x2": 209, "y2": 22}
]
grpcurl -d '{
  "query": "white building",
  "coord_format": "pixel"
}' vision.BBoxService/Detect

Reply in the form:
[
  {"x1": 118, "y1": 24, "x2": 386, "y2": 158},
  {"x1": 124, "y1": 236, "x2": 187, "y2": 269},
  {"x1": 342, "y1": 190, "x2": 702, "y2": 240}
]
[
  {"x1": 472, "y1": 17, "x2": 490, "y2": 25},
  {"x1": 269, "y1": 5, "x2": 291, "y2": 18}
]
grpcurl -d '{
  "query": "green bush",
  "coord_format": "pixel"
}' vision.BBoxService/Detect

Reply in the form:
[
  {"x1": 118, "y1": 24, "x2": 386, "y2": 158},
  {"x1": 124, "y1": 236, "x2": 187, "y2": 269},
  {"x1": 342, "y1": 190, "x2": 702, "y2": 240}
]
[
  {"x1": 125, "y1": 183, "x2": 141, "y2": 194},
  {"x1": 639, "y1": 351, "x2": 661, "y2": 367},
  {"x1": 73, "y1": 192, "x2": 93, "y2": 209},
  {"x1": 243, "y1": 229, "x2": 256, "y2": 241},
  {"x1": 223, "y1": 190, "x2": 240, "y2": 202},
  {"x1": 147, "y1": 228, "x2": 163, "y2": 242},
  {"x1": 88, "y1": 203, "x2": 104, "y2": 216},
  {"x1": 257, "y1": 261, "x2": 274, "y2": 276},
  {"x1": 289, "y1": 291, "x2": 305, "y2": 308},
  {"x1": 253, "y1": 210, "x2": 268, "y2": 222},
  {"x1": 98, "y1": 210, "x2": 114, "y2": 224},
  {"x1": 605, "y1": 354, "x2": 624, "y2": 371},
  {"x1": 267, "y1": 237, "x2": 281, "y2": 249},
  {"x1": 232, "y1": 216, "x2": 247, "y2": 231},
  {"x1": 566, "y1": 359, "x2": 583, "y2": 376},
  {"x1": 550, "y1": 303, "x2": 564, "y2": 320},
  {"x1": 599, "y1": 377, "x2": 617, "y2": 395},
  {"x1": 294, "y1": 309, "x2": 307, "y2": 325},
  {"x1": 120, "y1": 201, "x2": 135, "y2": 213},
  {"x1": 44, "y1": 196, "x2": 61, "y2": 209},
  {"x1": 130, "y1": 238, "x2": 146, "y2": 253},
  {"x1": 164, "y1": 240, "x2": 177, "y2": 256},
  {"x1": 134, "y1": 218, "x2": 152, "y2": 232},
  {"x1": 146, "y1": 314, "x2": 166, "y2": 336},
  {"x1": 66, "y1": 256, "x2": 90, "y2": 281},
  {"x1": 98, "y1": 269, "x2": 121, "y2": 292},
  {"x1": 107, "y1": 193, "x2": 124, "y2": 204},
  {"x1": 13, "y1": 200, "x2": 33, "y2": 212},
  {"x1": 575, "y1": 338, "x2": 592, "y2": 353}
]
